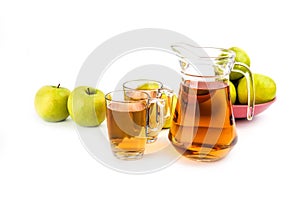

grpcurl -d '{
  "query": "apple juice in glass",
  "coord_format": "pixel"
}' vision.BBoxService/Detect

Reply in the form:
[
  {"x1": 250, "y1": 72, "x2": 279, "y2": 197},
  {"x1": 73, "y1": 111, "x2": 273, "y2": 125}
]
[
  {"x1": 123, "y1": 79, "x2": 174, "y2": 143},
  {"x1": 105, "y1": 90, "x2": 165, "y2": 160}
]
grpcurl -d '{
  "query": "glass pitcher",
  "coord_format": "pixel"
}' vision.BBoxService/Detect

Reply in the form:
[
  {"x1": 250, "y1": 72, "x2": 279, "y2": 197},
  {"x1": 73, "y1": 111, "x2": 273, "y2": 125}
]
[{"x1": 168, "y1": 44, "x2": 255, "y2": 161}]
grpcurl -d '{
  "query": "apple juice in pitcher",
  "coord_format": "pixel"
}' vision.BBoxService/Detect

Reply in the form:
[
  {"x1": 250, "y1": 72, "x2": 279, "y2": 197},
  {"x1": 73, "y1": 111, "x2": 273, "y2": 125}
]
[
  {"x1": 169, "y1": 44, "x2": 255, "y2": 161},
  {"x1": 169, "y1": 80, "x2": 237, "y2": 161}
]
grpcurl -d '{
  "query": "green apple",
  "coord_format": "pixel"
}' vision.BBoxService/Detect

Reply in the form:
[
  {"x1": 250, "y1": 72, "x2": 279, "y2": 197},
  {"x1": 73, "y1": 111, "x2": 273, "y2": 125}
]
[
  {"x1": 67, "y1": 86, "x2": 105, "y2": 127},
  {"x1": 136, "y1": 82, "x2": 160, "y2": 90},
  {"x1": 34, "y1": 84, "x2": 70, "y2": 122},
  {"x1": 229, "y1": 47, "x2": 251, "y2": 80},
  {"x1": 162, "y1": 93, "x2": 177, "y2": 129},
  {"x1": 237, "y1": 73, "x2": 276, "y2": 104},
  {"x1": 229, "y1": 81, "x2": 237, "y2": 104}
]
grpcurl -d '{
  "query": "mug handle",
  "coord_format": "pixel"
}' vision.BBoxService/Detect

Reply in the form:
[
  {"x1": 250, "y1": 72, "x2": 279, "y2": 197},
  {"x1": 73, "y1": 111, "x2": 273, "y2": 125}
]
[
  {"x1": 157, "y1": 87, "x2": 175, "y2": 120},
  {"x1": 232, "y1": 62, "x2": 255, "y2": 120},
  {"x1": 147, "y1": 98, "x2": 165, "y2": 133}
]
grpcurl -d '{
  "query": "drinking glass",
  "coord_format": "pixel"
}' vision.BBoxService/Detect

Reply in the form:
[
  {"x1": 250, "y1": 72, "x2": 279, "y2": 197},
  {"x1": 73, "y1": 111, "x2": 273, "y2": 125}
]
[{"x1": 105, "y1": 90, "x2": 165, "y2": 160}]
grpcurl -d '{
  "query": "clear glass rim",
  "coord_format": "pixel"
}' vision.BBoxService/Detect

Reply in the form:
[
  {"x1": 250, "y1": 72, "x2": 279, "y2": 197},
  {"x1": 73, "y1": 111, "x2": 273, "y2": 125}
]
[
  {"x1": 171, "y1": 44, "x2": 236, "y2": 79},
  {"x1": 105, "y1": 90, "x2": 150, "y2": 103},
  {"x1": 171, "y1": 44, "x2": 235, "y2": 59},
  {"x1": 122, "y1": 79, "x2": 164, "y2": 91}
]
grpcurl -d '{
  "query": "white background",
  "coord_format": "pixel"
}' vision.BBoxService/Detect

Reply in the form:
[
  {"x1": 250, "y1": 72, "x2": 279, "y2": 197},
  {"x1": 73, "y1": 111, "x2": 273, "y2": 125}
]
[{"x1": 0, "y1": 0, "x2": 299, "y2": 199}]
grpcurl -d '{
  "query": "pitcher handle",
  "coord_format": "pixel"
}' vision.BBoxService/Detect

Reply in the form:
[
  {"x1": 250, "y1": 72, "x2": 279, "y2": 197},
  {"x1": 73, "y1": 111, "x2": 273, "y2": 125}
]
[{"x1": 232, "y1": 62, "x2": 255, "y2": 120}]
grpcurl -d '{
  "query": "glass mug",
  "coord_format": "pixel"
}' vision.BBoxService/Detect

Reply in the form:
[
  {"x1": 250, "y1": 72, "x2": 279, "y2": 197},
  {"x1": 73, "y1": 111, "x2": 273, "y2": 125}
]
[
  {"x1": 123, "y1": 79, "x2": 175, "y2": 143},
  {"x1": 105, "y1": 90, "x2": 165, "y2": 160},
  {"x1": 169, "y1": 44, "x2": 255, "y2": 161}
]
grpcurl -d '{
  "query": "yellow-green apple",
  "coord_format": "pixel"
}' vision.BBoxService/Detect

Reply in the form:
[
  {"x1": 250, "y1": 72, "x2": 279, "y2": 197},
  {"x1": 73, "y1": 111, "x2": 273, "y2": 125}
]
[
  {"x1": 229, "y1": 46, "x2": 251, "y2": 81},
  {"x1": 67, "y1": 86, "x2": 105, "y2": 127},
  {"x1": 229, "y1": 81, "x2": 237, "y2": 104},
  {"x1": 34, "y1": 84, "x2": 70, "y2": 122}
]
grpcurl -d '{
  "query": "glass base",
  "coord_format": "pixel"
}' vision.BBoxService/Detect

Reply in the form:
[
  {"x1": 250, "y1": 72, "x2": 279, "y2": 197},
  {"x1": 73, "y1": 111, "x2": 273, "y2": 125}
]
[
  {"x1": 146, "y1": 136, "x2": 158, "y2": 144},
  {"x1": 183, "y1": 154, "x2": 225, "y2": 162},
  {"x1": 113, "y1": 151, "x2": 144, "y2": 160}
]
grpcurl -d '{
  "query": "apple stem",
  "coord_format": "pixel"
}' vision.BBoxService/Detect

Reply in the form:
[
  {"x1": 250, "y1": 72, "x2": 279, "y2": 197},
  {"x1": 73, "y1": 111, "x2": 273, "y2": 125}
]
[
  {"x1": 87, "y1": 88, "x2": 90, "y2": 95},
  {"x1": 57, "y1": 84, "x2": 60, "y2": 88}
]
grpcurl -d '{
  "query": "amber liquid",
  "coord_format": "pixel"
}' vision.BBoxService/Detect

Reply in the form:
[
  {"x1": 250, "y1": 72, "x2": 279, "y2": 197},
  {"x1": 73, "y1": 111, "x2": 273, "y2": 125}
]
[
  {"x1": 106, "y1": 102, "x2": 147, "y2": 160},
  {"x1": 168, "y1": 81, "x2": 237, "y2": 161}
]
